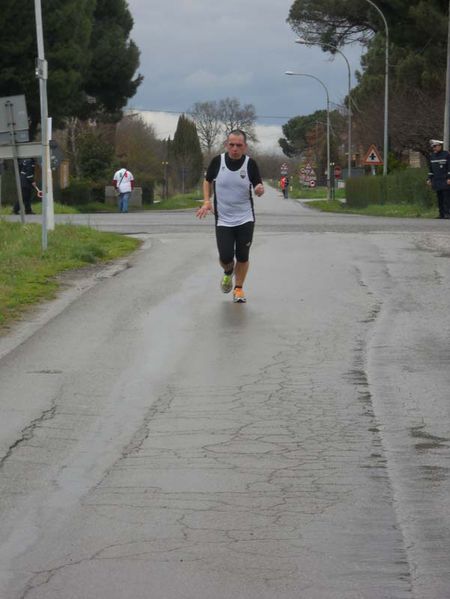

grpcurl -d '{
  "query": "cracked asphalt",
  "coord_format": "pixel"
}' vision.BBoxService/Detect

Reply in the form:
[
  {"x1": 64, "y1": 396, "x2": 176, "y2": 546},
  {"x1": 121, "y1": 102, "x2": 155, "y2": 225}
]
[{"x1": 1, "y1": 187, "x2": 450, "y2": 598}]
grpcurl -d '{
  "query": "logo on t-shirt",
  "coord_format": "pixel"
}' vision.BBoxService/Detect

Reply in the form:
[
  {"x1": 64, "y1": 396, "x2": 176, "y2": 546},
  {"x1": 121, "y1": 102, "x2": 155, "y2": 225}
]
[{"x1": 239, "y1": 169, "x2": 246, "y2": 179}]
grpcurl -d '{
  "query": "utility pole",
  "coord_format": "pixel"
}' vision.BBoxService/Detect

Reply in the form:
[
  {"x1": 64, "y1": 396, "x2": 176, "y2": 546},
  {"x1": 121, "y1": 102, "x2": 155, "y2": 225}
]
[{"x1": 34, "y1": 0, "x2": 50, "y2": 250}]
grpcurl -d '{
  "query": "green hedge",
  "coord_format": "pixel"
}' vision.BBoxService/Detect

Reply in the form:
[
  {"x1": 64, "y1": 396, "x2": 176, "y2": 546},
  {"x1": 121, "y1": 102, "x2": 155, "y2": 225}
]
[
  {"x1": 59, "y1": 178, "x2": 105, "y2": 205},
  {"x1": 346, "y1": 168, "x2": 435, "y2": 208},
  {"x1": 0, "y1": 167, "x2": 17, "y2": 205}
]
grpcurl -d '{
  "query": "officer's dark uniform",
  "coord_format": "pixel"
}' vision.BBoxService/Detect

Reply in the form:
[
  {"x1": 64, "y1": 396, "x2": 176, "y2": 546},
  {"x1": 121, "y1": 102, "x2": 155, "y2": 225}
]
[
  {"x1": 427, "y1": 148, "x2": 450, "y2": 219},
  {"x1": 14, "y1": 158, "x2": 37, "y2": 215}
]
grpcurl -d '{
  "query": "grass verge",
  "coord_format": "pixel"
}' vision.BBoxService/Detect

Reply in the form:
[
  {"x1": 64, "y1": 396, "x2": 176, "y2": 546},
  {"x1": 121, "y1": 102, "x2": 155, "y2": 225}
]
[
  {"x1": 304, "y1": 200, "x2": 437, "y2": 218},
  {"x1": 0, "y1": 202, "x2": 79, "y2": 216},
  {"x1": 147, "y1": 193, "x2": 201, "y2": 210},
  {"x1": 0, "y1": 221, "x2": 140, "y2": 329},
  {"x1": 290, "y1": 186, "x2": 346, "y2": 201},
  {"x1": 1, "y1": 193, "x2": 202, "y2": 215}
]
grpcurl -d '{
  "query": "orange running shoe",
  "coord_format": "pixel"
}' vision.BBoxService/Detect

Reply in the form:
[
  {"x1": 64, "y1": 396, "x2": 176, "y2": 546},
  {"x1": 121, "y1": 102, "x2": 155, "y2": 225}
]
[{"x1": 233, "y1": 287, "x2": 246, "y2": 303}]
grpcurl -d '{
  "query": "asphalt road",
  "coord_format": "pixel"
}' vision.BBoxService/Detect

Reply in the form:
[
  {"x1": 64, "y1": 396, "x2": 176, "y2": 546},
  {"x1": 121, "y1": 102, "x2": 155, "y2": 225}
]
[{"x1": 1, "y1": 187, "x2": 450, "y2": 598}]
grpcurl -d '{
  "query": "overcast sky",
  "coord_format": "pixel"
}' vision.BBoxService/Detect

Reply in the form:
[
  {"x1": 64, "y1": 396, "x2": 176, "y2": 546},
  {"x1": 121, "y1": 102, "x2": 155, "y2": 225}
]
[{"x1": 126, "y1": 0, "x2": 363, "y2": 153}]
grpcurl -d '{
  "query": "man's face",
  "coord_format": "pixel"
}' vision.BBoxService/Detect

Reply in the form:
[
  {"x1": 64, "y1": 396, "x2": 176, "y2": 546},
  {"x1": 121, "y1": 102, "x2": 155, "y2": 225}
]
[
  {"x1": 432, "y1": 143, "x2": 442, "y2": 153},
  {"x1": 226, "y1": 134, "x2": 247, "y2": 159}
]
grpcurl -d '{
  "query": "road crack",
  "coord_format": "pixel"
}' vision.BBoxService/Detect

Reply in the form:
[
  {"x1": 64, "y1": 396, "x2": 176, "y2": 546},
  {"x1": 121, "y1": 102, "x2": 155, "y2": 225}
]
[{"x1": 0, "y1": 404, "x2": 57, "y2": 469}]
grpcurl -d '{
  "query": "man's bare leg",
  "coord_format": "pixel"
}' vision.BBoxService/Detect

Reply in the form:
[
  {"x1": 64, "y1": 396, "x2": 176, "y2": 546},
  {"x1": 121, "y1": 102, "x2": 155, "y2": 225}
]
[{"x1": 234, "y1": 260, "x2": 249, "y2": 287}]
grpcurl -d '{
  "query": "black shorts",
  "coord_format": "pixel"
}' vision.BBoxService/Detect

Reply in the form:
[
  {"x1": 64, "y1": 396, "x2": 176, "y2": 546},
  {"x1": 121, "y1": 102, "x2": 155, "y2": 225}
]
[{"x1": 215, "y1": 222, "x2": 254, "y2": 264}]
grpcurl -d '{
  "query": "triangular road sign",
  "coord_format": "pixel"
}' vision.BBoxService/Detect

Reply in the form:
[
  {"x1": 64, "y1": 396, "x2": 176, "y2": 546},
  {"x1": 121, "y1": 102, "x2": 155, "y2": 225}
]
[{"x1": 363, "y1": 144, "x2": 383, "y2": 165}]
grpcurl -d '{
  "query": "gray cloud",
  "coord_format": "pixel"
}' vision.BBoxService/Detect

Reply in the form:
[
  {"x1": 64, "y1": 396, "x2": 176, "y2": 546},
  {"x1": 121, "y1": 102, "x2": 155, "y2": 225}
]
[{"x1": 127, "y1": 0, "x2": 363, "y2": 150}]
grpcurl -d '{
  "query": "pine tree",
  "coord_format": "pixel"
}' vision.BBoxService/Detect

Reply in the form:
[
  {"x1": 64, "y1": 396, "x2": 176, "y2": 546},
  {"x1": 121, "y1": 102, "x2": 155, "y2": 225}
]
[
  {"x1": 84, "y1": 0, "x2": 143, "y2": 119},
  {"x1": 0, "y1": 0, "x2": 142, "y2": 133}
]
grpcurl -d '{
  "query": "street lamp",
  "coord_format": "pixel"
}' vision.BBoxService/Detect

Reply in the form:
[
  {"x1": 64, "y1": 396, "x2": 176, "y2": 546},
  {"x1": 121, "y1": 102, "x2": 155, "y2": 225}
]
[
  {"x1": 285, "y1": 71, "x2": 331, "y2": 200},
  {"x1": 360, "y1": 0, "x2": 389, "y2": 175},
  {"x1": 161, "y1": 160, "x2": 169, "y2": 199},
  {"x1": 296, "y1": 39, "x2": 352, "y2": 179}
]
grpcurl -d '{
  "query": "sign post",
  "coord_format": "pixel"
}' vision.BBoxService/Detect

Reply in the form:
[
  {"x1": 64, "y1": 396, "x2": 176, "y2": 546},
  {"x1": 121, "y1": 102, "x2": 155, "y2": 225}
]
[
  {"x1": 363, "y1": 144, "x2": 384, "y2": 175},
  {"x1": 0, "y1": 95, "x2": 33, "y2": 224}
]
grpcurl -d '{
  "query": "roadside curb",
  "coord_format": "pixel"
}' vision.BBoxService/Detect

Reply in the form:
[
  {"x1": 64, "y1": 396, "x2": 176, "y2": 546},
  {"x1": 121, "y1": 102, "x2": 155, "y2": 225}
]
[{"x1": 0, "y1": 235, "x2": 150, "y2": 362}]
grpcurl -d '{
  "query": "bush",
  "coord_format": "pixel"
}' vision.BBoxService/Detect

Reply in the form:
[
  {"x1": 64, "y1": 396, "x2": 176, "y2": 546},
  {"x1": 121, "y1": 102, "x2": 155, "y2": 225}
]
[
  {"x1": 139, "y1": 177, "x2": 155, "y2": 204},
  {"x1": 0, "y1": 166, "x2": 17, "y2": 205},
  {"x1": 59, "y1": 178, "x2": 105, "y2": 205},
  {"x1": 78, "y1": 131, "x2": 114, "y2": 181},
  {"x1": 346, "y1": 168, "x2": 434, "y2": 208}
]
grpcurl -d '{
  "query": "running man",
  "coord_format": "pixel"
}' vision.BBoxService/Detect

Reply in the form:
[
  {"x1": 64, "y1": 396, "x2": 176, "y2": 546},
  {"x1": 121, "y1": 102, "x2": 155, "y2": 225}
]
[{"x1": 196, "y1": 129, "x2": 264, "y2": 303}]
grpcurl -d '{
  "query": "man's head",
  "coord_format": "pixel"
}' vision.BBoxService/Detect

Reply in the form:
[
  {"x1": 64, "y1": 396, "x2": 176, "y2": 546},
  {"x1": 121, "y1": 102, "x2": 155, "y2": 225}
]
[
  {"x1": 225, "y1": 130, "x2": 248, "y2": 160},
  {"x1": 430, "y1": 139, "x2": 443, "y2": 152}
]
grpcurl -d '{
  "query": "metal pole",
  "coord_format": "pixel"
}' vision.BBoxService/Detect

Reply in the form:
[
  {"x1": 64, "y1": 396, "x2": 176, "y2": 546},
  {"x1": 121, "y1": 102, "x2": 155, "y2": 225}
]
[
  {"x1": 285, "y1": 72, "x2": 331, "y2": 199},
  {"x1": 331, "y1": 47, "x2": 353, "y2": 178},
  {"x1": 444, "y1": 0, "x2": 450, "y2": 150},
  {"x1": 364, "y1": 0, "x2": 389, "y2": 175},
  {"x1": 46, "y1": 117, "x2": 54, "y2": 229},
  {"x1": 34, "y1": 0, "x2": 49, "y2": 250},
  {"x1": 339, "y1": 50, "x2": 352, "y2": 178},
  {"x1": 326, "y1": 94, "x2": 331, "y2": 199}
]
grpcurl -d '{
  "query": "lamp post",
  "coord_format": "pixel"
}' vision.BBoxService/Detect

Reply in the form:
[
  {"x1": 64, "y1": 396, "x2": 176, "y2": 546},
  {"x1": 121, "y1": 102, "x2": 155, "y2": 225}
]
[
  {"x1": 296, "y1": 39, "x2": 352, "y2": 179},
  {"x1": 285, "y1": 71, "x2": 331, "y2": 200},
  {"x1": 361, "y1": 0, "x2": 389, "y2": 175},
  {"x1": 161, "y1": 160, "x2": 169, "y2": 199}
]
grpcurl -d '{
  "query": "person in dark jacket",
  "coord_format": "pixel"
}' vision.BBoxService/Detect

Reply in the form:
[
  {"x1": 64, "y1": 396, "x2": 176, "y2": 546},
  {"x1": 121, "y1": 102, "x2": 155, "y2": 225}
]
[
  {"x1": 13, "y1": 158, "x2": 42, "y2": 215},
  {"x1": 427, "y1": 139, "x2": 450, "y2": 219}
]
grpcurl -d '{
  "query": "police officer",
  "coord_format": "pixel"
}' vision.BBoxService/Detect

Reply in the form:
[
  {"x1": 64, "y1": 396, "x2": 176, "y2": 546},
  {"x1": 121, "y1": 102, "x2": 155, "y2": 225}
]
[
  {"x1": 427, "y1": 139, "x2": 450, "y2": 219},
  {"x1": 13, "y1": 158, "x2": 42, "y2": 215}
]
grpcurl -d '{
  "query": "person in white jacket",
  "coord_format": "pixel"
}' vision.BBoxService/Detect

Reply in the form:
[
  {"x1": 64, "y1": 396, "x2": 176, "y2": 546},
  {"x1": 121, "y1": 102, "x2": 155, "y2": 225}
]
[{"x1": 113, "y1": 164, "x2": 135, "y2": 213}]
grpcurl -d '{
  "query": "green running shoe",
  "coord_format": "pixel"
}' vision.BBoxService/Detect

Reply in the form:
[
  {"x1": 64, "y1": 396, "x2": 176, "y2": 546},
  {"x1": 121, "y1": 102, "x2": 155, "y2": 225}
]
[{"x1": 220, "y1": 273, "x2": 233, "y2": 293}]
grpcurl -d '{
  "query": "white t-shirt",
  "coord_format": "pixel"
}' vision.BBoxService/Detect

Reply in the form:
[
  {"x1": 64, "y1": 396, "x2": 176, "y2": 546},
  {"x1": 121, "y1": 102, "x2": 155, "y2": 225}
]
[{"x1": 113, "y1": 168, "x2": 134, "y2": 193}]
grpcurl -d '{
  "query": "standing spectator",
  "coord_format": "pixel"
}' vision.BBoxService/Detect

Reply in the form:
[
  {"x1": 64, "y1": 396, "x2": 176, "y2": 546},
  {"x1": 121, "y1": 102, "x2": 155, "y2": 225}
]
[
  {"x1": 196, "y1": 129, "x2": 264, "y2": 304},
  {"x1": 427, "y1": 139, "x2": 450, "y2": 219},
  {"x1": 13, "y1": 158, "x2": 42, "y2": 215},
  {"x1": 113, "y1": 163, "x2": 135, "y2": 213}
]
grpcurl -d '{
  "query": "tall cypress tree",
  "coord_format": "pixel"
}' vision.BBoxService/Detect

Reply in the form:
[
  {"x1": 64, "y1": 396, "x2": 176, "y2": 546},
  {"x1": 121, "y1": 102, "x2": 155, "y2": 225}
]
[{"x1": 171, "y1": 115, "x2": 204, "y2": 193}]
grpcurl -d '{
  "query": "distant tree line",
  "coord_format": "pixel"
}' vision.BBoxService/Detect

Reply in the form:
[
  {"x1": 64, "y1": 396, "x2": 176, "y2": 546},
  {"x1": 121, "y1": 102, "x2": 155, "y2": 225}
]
[{"x1": 53, "y1": 96, "x2": 261, "y2": 204}]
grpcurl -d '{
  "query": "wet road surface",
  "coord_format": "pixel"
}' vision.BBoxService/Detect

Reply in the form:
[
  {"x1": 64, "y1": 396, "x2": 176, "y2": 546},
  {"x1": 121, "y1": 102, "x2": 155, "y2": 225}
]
[{"x1": 1, "y1": 188, "x2": 450, "y2": 598}]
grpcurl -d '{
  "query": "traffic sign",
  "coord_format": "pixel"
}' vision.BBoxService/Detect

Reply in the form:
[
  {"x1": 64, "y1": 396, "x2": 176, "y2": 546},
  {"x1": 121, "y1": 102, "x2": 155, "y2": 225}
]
[{"x1": 363, "y1": 144, "x2": 383, "y2": 165}]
